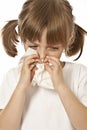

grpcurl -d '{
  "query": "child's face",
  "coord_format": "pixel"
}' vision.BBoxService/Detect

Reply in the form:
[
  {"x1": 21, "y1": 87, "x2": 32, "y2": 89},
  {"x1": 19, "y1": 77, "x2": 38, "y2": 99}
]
[{"x1": 24, "y1": 29, "x2": 64, "y2": 61}]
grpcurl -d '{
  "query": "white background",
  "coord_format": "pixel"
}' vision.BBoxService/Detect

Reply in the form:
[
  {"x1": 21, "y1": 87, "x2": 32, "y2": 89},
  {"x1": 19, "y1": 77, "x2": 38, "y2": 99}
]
[{"x1": 0, "y1": 0, "x2": 87, "y2": 84}]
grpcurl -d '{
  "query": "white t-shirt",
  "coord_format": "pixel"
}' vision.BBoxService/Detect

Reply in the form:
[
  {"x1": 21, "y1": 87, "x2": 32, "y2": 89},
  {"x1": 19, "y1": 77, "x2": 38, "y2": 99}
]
[{"x1": 0, "y1": 62, "x2": 87, "y2": 130}]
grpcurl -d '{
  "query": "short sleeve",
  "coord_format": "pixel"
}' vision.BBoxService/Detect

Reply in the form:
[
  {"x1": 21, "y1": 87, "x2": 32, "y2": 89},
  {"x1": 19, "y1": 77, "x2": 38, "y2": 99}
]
[
  {"x1": 77, "y1": 65, "x2": 87, "y2": 107},
  {"x1": 0, "y1": 68, "x2": 19, "y2": 109}
]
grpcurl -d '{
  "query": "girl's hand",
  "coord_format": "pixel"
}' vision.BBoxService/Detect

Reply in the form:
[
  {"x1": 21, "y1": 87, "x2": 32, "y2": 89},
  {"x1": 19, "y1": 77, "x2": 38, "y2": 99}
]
[
  {"x1": 18, "y1": 54, "x2": 39, "y2": 91},
  {"x1": 44, "y1": 56, "x2": 66, "y2": 91}
]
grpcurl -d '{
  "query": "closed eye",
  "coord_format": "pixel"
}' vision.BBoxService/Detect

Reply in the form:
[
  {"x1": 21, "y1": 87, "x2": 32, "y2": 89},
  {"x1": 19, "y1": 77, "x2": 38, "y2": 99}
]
[
  {"x1": 52, "y1": 47, "x2": 59, "y2": 50},
  {"x1": 48, "y1": 47, "x2": 59, "y2": 51},
  {"x1": 28, "y1": 45, "x2": 38, "y2": 49}
]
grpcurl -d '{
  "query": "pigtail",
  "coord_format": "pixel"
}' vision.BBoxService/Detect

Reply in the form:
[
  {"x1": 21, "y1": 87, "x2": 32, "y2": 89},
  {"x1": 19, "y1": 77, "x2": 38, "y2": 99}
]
[
  {"x1": 1, "y1": 20, "x2": 19, "y2": 57},
  {"x1": 66, "y1": 24, "x2": 87, "y2": 60}
]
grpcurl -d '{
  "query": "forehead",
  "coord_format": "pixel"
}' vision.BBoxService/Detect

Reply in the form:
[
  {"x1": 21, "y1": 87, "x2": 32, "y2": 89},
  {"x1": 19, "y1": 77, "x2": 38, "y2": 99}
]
[
  {"x1": 32, "y1": 29, "x2": 63, "y2": 47},
  {"x1": 26, "y1": 28, "x2": 64, "y2": 48}
]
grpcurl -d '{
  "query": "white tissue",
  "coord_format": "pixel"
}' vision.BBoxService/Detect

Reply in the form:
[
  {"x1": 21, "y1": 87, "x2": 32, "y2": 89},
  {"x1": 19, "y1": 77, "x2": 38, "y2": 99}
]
[{"x1": 19, "y1": 48, "x2": 54, "y2": 89}]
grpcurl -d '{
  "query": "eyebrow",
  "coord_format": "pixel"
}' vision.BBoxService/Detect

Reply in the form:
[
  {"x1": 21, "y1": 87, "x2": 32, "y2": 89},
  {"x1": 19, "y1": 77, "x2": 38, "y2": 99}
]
[
  {"x1": 48, "y1": 44, "x2": 62, "y2": 47},
  {"x1": 29, "y1": 41, "x2": 62, "y2": 47}
]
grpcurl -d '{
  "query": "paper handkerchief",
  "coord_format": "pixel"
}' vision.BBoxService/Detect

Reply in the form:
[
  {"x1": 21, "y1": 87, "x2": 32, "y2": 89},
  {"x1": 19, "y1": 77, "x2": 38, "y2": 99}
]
[{"x1": 19, "y1": 47, "x2": 54, "y2": 89}]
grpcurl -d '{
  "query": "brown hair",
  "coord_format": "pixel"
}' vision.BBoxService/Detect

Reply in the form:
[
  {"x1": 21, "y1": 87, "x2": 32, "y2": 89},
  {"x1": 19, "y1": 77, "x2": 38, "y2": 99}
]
[{"x1": 1, "y1": 0, "x2": 87, "y2": 60}]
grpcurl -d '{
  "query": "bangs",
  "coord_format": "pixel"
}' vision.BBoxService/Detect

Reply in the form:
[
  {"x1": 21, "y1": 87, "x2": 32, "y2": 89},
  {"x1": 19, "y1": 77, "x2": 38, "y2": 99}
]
[
  {"x1": 47, "y1": 12, "x2": 72, "y2": 46},
  {"x1": 19, "y1": 0, "x2": 74, "y2": 47}
]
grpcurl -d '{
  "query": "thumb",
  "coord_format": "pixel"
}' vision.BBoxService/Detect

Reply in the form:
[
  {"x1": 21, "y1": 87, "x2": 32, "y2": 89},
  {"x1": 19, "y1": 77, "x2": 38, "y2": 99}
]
[{"x1": 44, "y1": 63, "x2": 52, "y2": 74}]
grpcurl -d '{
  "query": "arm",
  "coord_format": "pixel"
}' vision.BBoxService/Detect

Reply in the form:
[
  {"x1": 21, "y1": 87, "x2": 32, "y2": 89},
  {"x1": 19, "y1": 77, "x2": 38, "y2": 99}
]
[
  {"x1": 0, "y1": 85, "x2": 27, "y2": 130},
  {"x1": 57, "y1": 83, "x2": 87, "y2": 130},
  {"x1": 0, "y1": 54, "x2": 38, "y2": 130},
  {"x1": 45, "y1": 56, "x2": 87, "y2": 130}
]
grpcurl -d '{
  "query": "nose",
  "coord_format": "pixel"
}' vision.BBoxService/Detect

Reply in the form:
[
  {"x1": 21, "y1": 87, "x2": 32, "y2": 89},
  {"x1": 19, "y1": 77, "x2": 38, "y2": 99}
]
[{"x1": 37, "y1": 48, "x2": 47, "y2": 61}]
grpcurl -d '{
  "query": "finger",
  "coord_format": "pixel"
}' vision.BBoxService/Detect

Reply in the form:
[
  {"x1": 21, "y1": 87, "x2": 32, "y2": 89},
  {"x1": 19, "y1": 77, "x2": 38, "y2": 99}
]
[
  {"x1": 30, "y1": 63, "x2": 36, "y2": 70},
  {"x1": 25, "y1": 58, "x2": 35, "y2": 66},
  {"x1": 24, "y1": 54, "x2": 40, "y2": 65},
  {"x1": 47, "y1": 56, "x2": 62, "y2": 68},
  {"x1": 44, "y1": 57, "x2": 48, "y2": 63},
  {"x1": 44, "y1": 63, "x2": 53, "y2": 74},
  {"x1": 24, "y1": 54, "x2": 39, "y2": 62},
  {"x1": 34, "y1": 58, "x2": 41, "y2": 63},
  {"x1": 30, "y1": 66, "x2": 37, "y2": 80},
  {"x1": 48, "y1": 58, "x2": 58, "y2": 67},
  {"x1": 46, "y1": 56, "x2": 60, "y2": 64}
]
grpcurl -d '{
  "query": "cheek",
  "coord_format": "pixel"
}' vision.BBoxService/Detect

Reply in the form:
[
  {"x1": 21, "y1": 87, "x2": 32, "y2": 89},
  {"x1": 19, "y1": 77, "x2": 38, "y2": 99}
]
[
  {"x1": 57, "y1": 48, "x2": 64, "y2": 58},
  {"x1": 47, "y1": 50, "x2": 63, "y2": 58}
]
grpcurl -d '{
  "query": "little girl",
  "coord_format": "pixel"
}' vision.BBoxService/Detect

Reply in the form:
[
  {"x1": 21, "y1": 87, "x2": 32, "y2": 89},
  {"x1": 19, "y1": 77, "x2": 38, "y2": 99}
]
[{"x1": 0, "y1": 0, "x2": 87, "y2": 130}]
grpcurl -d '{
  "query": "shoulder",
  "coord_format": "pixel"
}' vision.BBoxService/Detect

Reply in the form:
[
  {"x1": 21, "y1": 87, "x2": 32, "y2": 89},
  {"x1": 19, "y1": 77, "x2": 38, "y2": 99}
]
[
  {"x1": 6, "y1": 67, "x2": 19, "y2": 77},
  {"x1": 0, "y1": 67, "x2": 19, "y2": 88},
  {"x1": 0, "y1": 67, "x2": 19, "y2": 109},
  {"x1": 65, "y1": 62, "x2": 87, "y2": 72},
  {"x1": 64, "y1": 62, "x2": 87, "y2": 79},
  {"x1": 4, "y1": 67, "x2": 19, "y2": 79},
  {"x1": 0, "y1": 67, "x2": 19, "y2": 100}
]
